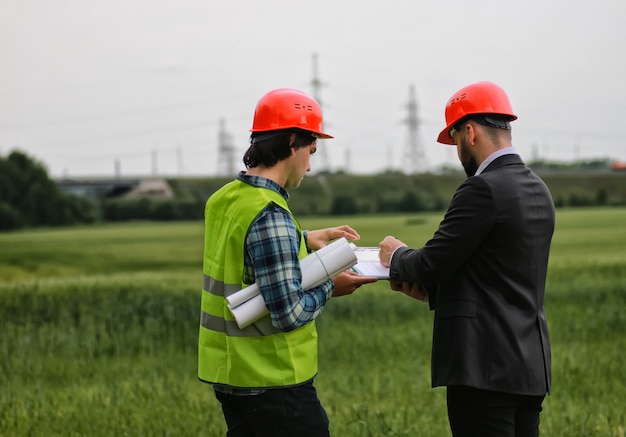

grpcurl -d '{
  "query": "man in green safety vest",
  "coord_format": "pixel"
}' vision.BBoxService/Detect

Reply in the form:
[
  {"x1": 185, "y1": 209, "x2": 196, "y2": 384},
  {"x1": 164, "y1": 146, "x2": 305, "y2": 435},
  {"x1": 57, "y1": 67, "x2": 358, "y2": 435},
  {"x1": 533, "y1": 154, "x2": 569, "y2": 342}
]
[{"x1": 198, "y1": 88, "x2": 377, "y2": 437}]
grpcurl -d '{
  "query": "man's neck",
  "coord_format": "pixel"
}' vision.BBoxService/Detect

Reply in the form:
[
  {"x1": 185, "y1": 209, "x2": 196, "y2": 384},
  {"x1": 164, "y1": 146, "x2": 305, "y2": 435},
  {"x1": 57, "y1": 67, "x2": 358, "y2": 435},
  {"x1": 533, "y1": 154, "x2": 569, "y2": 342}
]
[{"x1": 245, "y1": 165, "x2": 286, "y2": 188}]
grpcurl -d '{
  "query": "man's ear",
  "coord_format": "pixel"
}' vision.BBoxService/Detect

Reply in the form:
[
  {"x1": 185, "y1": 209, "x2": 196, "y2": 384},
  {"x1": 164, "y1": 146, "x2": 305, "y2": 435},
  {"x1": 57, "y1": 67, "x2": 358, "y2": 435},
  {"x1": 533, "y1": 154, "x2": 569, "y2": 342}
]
[
  {"x1": 466, "y1": 123, "x2": 478, "y2": 146},
  {"x1": 288, "y1": 133, "x2": 297, "y2": 155}
]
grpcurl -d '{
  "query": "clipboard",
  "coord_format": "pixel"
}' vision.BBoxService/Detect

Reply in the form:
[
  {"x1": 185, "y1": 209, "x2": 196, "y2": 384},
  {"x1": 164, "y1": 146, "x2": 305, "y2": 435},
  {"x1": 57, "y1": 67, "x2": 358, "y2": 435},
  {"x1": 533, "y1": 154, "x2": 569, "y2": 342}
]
[{"x1": 350, "y1": 247, "x2": 390, "y2": 279}]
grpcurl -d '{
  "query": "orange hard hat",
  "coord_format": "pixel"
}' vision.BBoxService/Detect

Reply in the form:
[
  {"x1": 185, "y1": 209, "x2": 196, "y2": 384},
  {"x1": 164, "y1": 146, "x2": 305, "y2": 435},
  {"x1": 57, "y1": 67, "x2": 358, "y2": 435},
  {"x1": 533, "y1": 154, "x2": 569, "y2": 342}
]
[
  {"x1": 437, "y1": 81, "x2": 517, "y2": 145},
  {"x1": 250, "y1": 88, "x2": 333, "y2": 138}
]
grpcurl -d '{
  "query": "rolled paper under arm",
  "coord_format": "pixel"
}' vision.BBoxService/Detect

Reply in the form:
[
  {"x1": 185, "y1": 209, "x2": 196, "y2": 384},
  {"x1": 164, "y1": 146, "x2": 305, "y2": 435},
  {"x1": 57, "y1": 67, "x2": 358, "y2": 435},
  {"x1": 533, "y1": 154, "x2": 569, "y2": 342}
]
[{"x1": 226, "y1": 237, "x2": 357, "y2": 329}]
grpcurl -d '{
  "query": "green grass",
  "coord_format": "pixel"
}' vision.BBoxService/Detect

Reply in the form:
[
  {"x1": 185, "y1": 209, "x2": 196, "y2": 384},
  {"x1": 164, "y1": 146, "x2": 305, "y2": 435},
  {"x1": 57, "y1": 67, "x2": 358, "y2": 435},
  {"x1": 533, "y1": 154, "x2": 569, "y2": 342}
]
[
  {"x1": 1, "y1": 208, "x2": 625, "y2": 436},
  {"x1": 0, "y1": 222, "x2": 205, "y2": 281}
]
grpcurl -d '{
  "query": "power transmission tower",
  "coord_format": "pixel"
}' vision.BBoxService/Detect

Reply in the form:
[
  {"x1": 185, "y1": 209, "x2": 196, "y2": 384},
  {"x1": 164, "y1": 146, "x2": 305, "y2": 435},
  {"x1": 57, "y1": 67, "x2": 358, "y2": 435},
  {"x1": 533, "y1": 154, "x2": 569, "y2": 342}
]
[
  {"x1": 217, "y1": 118, "x2": 236, "y2": 176},
  {"x1": 177, "y1": 146, "x2": 183, "y2": 175},
  {"x1": 151, "y1": 148, "x2": 158, "y2": 176},
  {"x1": 311, "y1": 53, "x2": 330, "y2": 172},
  {"x1": 404, "y1": 83, "x2": 428, "y2": 174}
]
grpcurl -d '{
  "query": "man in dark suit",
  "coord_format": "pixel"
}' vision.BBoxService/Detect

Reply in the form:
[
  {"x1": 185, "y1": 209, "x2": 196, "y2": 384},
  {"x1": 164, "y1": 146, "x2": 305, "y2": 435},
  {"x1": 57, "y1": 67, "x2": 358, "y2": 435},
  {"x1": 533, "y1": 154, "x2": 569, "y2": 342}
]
[{"x1": 379, "y1": 81, "x2": 555, "y2": 437}]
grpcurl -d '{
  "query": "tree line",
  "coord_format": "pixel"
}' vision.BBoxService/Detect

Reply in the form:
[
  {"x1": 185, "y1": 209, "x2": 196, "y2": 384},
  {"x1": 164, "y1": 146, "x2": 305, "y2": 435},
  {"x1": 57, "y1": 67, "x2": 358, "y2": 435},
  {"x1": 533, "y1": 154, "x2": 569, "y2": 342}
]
[
  {"x1": 0, "y1": 151, "x2": 206, "y2": 231},
  {"x1": 2, "y1": 150, "x2": 624, "y2": 232},
  {"x1": 0, "y1": 151, "x2": 97, "y2": 231}
]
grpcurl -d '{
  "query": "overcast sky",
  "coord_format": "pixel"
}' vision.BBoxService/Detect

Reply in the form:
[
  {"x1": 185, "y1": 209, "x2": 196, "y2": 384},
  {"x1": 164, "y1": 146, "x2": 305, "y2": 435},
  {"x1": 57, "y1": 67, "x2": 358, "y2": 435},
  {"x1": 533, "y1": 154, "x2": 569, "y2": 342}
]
[{"x1": 1, "y1": 0, "x2": 624, "y2": 178}]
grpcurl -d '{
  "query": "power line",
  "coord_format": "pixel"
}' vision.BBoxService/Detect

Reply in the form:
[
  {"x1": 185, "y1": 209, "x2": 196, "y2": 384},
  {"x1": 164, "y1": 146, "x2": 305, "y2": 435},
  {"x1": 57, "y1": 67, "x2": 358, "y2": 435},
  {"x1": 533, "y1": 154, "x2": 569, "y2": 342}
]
[{"x1": 0, "y1": 100, "x2": 217, "y2": 131}]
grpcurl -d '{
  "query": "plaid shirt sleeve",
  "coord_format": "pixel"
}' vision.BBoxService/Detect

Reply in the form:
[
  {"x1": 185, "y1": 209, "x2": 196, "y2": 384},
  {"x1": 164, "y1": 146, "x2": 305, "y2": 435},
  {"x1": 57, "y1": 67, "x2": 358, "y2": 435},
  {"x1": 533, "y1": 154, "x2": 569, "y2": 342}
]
[{"x1": 245, "y1": 204, "x2": 334, "y2": 332}]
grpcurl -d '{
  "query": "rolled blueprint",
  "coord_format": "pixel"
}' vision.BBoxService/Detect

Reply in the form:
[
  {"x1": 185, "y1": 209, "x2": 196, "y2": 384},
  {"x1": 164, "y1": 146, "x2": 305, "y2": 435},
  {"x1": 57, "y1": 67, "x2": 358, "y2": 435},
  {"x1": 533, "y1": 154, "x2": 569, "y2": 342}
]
[
  {"x1": 227, "y1": 293, "x2": 268, "y2": 328},
  {"x1": 227, "y1": 237, "x2": 357, "y2": 328},
  {"x1": 226, "y1": 283, "x2": 262, "y2": 309}
]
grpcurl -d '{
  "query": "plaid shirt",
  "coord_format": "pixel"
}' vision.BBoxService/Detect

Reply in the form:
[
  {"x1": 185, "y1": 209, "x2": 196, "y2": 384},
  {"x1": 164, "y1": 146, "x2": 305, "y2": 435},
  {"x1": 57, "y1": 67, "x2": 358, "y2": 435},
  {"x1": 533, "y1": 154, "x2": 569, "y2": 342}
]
[{"x1": 214, "y1": 172, "x2": 334, "y2": 396}]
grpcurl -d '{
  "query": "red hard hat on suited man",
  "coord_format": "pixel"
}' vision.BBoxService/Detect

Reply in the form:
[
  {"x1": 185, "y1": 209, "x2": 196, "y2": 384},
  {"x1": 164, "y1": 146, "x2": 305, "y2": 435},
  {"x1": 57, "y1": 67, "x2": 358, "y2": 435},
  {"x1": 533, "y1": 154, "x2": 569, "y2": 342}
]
[
  {"x1": 437, "y1": 81, "x2": 517, "y2": 145},
  {"x1": 250, "y1": 88, "x2": 333, "y2": 139}
]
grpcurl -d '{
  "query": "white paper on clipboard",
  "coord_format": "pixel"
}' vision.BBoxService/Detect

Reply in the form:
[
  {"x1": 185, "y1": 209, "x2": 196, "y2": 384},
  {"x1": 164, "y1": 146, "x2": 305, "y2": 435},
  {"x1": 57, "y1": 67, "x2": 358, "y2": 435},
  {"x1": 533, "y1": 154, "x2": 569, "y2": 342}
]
[{"x1": 351, "y1": 247, "x2": 390, "y2": 279}]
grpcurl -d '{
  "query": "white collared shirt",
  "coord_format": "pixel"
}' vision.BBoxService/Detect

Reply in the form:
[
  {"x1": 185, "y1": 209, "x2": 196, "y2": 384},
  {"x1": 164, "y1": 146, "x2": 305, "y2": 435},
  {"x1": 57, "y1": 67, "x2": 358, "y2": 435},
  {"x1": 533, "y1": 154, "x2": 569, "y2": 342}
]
[{"x1": 474, "y1": 147, "x2": 518, "y2": 176}]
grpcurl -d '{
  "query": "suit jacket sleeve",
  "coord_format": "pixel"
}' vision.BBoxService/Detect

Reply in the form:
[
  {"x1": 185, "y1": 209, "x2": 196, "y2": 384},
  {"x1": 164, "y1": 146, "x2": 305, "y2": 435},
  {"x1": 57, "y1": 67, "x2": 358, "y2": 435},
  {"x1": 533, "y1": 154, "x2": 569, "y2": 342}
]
[{"x1": 390, "y1": 176, "x2": 494, "y2": 288}]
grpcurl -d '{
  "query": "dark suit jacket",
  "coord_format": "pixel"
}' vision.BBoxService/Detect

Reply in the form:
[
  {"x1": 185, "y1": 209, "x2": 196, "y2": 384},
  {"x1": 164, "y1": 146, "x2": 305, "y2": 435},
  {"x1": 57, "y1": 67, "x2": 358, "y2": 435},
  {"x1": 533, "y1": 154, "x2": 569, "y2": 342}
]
[{"x1": 390, "y1": 154, "x2": 554, "y2": 396}]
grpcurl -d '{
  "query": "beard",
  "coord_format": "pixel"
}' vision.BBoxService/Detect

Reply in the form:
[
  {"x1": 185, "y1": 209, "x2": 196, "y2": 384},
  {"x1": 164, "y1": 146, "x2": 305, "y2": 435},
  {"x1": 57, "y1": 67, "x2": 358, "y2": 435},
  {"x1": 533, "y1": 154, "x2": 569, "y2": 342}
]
[{"x1": 459, "y1": 136, "x2": 479, "y2": 177}]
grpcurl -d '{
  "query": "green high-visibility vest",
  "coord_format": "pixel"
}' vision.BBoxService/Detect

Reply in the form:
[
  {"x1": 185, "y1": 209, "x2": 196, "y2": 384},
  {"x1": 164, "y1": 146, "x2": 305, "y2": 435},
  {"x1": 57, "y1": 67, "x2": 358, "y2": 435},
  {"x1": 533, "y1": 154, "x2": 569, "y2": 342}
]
[{"x1": 198, "y1": 179, "x2": 318, "y2": 388}]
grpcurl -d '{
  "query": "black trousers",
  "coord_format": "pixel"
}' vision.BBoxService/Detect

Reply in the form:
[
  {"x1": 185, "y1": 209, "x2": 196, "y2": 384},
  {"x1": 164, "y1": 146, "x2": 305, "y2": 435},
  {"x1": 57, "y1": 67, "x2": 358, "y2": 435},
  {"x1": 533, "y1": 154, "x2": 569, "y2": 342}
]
[
  {"x1": 446, "y1": 386, "x2": 546, "y2": 437},
  {"x1": 215, "y1": 381, "x2": 330, "y2": 437}
]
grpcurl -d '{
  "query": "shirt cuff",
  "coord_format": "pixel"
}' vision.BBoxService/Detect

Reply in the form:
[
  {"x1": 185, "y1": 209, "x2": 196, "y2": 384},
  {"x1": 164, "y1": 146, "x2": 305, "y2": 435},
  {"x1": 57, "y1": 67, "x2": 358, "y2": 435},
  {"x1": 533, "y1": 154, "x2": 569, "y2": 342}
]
[
  {"x1": 303, "y1": 230, "x2": 312, "y2": 253},
  {"x1": 390, "y1": 246, "x2": 403, "y2": 266},
  {"x1": 388, "y1": 246, "x2": 406, "y2": 280}
]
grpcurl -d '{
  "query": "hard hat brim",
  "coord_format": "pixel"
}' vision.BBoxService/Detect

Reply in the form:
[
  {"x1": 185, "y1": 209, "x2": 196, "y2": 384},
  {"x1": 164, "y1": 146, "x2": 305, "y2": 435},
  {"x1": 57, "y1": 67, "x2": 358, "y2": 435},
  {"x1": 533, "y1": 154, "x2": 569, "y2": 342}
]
[
  {"x1": 250, "y1": 126, "x2": 333, "y2": 139},
  {"x1": 437, "y1": 125, "x2": 456, "y2": 145}
]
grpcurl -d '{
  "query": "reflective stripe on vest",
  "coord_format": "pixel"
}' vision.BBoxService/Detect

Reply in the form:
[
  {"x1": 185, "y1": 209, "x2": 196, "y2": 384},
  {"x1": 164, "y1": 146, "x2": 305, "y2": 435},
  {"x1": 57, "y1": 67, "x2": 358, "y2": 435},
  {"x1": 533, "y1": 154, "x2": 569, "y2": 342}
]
[
  {"x1": 198, "y1": 179, "x2": 318, "y2": 389},
  {"x1": 200, "y1": 274, "x2": 280, "y2": 336}
]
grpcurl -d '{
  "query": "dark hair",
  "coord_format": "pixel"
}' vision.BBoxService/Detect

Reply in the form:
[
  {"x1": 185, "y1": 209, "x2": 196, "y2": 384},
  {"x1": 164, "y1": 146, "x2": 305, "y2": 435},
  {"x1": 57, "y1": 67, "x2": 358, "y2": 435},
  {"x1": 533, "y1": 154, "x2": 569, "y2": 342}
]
[
  {"x1": 243, "y1": 129, "x2": 317, "y2": 169},
  {"x1": 454, "y1": 114, "x2": 512, "y2": 144}
]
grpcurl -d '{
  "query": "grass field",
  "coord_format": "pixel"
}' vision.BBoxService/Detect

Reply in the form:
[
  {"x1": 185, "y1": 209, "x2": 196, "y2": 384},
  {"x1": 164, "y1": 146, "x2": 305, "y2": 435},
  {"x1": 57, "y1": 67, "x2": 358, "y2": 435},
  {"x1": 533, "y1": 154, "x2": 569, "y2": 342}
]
[{"x1": 1, "y1": 208, "x2": 625, "y2": 436}]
